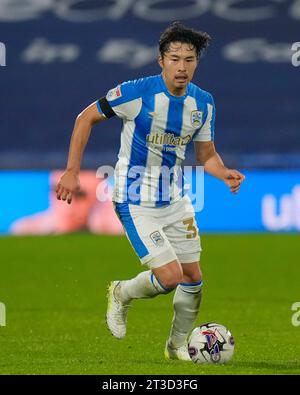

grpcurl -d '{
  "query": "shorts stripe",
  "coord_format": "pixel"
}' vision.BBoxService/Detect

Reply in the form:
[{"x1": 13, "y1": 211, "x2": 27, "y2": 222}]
[{"x1": 115, "y1": 203, "x2": 149, "y2": 259}]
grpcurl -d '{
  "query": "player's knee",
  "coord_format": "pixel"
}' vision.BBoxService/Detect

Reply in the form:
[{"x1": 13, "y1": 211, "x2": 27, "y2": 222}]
[
  {"x1": 163, "y1": 281, "x2": 178, "y2": 290},
  {"x1": 156, "y1": 269, "x2": 183, "y2": 290},
  {"x1": 192, "y1": 268, "x2": 203, "y2": 283},
  {"x1": 152, "y1": 259, "x2": 183, "y2": 290},
  {"x1": 163, "y1": 277, "x2": 181, "y2": 290},
  {"x1": 182, "y1": 263, "x2": 203, "y2": 284}
]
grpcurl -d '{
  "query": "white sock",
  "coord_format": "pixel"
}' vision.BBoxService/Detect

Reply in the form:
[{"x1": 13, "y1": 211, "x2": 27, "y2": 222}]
[
  {"x1": 168, "y1": 281, "x2": 203, "y2": 348},
  {"x1": 118, "y1": 270, "x2": 172, "y2": 303}
]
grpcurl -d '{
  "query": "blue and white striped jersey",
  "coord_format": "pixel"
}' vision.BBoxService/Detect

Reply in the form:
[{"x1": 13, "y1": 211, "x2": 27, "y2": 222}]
[{"x1": 97, "y1": 73, "x2": 215, "y2": 207}]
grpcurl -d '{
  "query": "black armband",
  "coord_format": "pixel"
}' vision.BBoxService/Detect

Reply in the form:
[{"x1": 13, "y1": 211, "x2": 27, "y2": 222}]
[{"x1": 97, "y1": 97, "x2": 116, "y2": 119}]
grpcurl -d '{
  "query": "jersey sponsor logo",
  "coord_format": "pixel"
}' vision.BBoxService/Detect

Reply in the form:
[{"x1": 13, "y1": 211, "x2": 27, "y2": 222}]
[
  {"x1": 191, "y1": 110, "x2": 203, "y2": 128},
  {"x1": 106, "y1": 85, "x2": 122, "y2": 101},
  {"x1": 150, "y1": 231, "x2": 164, "y2": 247},
  {"x1": 146, "y1": 132, "x2": 192, "y2": 147}
]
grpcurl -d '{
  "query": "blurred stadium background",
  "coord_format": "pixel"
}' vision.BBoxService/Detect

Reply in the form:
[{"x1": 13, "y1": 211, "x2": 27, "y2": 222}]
[
  {"x1": 1, "y1": 0, "x2": 299, "y2": 234},
  {"x1": 1, "y1": 0, "x2": 300, "y2": 376}
]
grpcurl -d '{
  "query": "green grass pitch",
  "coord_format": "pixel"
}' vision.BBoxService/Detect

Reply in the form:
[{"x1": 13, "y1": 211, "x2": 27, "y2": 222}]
[{"x1": 0, "y1": 233, "x2": 299, "y2": 375}]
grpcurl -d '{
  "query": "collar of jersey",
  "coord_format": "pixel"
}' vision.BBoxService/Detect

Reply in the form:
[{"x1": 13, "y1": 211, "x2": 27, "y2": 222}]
[{"x1": 158, "y1": 73, "x2": 190, "y2": 101}]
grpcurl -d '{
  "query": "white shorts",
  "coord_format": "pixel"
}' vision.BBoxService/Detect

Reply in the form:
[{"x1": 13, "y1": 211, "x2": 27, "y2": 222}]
[{"x1": 113, "y1": 195, "x2": 201, "y2": 269}]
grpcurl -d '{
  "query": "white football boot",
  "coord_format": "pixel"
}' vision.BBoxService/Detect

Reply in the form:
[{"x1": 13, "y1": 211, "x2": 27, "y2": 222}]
[
  {"x1": 164, "y1": 341, "x2": 192, "y2": 362},
  {"x1": 106, "y1": 281, "x2": 130, "y2": 339}
]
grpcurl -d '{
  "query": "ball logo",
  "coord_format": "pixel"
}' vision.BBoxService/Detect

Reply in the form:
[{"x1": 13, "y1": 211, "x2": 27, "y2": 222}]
[
  {"x1": 203, "y1": 330, "x2": 218, "y2": 349},
  {"x1": 203, "y1": 330, "x2": 221, "y2": 363},
  {"x1": 210, "y1": 344, "x2": 221, "y2": 363},
  {"x1": 188, "y1": 346, "x2": 198, "y2": 357}
]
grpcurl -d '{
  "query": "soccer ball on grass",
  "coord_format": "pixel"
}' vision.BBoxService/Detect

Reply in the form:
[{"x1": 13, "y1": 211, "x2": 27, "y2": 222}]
[{"x1": 188, "y1": 322, "x2": 235, "y2": 364}]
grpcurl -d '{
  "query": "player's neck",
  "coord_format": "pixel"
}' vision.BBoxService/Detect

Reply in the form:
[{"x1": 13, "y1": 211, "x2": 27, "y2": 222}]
[{"x1": 161, "y1": 73, "x2": 187, "y2": 97}]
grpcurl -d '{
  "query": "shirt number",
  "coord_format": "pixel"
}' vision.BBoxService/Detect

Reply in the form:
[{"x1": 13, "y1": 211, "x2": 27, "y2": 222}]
[{"x1": 183, "y1": 218, "x2": 197, "y2": 239}]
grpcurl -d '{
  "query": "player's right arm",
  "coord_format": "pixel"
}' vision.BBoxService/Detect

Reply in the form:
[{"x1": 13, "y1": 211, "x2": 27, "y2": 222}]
[
  {"x1": 57, "y1": 80, "x2": 141, "y2": 204},
  {"x1": 56, "y1": 102, "x2": 107, "y2": 204}
]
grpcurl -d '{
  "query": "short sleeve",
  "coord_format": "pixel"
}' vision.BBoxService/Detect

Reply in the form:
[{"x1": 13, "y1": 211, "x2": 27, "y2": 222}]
[
  {"x1": 193, "y1": 94, "x2": 216, "y2": 142},
  {"x1": 97, "y1": 80, "x2": 142, "y2": 121}
]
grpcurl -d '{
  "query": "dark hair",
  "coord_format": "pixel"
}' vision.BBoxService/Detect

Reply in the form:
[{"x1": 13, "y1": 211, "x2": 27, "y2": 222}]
[{"x1": 159, "y1": 22, "x2": 211, "y2": 59}]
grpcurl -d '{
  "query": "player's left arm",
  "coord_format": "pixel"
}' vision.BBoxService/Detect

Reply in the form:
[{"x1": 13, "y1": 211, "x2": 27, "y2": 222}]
[{"x1": 194, "y1": 141, "x2": 245, "y2": 194}]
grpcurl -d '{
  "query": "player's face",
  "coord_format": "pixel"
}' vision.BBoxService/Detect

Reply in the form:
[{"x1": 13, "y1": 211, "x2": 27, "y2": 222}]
[{"x1": 159, "y1": 42, "x2": 198, "y2": 95}]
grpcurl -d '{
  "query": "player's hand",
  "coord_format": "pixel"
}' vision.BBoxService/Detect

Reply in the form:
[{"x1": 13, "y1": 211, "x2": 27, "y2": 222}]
[
  {"x1": 55, "y1": 170, "x2": 80, "y2": 204},
  {"x1": 223, "y1": 169, "x2": 245, "y2": 194}
]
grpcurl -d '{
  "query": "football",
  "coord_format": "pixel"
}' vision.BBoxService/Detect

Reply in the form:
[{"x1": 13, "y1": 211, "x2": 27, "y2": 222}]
[{"x1": 188, "y1": 323, "x2": 235, "y2": 364}]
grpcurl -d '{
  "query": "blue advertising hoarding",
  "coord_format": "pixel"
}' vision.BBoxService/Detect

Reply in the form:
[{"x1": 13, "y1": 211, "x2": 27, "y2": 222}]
[
  {"x1": 196, "y1": 170, "x2": 300, "y2": 232},
  {"x1": 1, "y1": 170, "x2": 299, "y2": 234}
]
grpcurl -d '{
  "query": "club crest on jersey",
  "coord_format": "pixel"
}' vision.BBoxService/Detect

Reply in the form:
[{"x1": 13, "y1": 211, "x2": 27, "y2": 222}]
[
  {"x1": 107, "y1": 85, "x2": 122, "y2": 101},
  {"x1": 150, "y1": 231, "x2": 164, "y2": 247},
  {"x1": 191, "y1": 110, "x2": 203, "y2": 128}
]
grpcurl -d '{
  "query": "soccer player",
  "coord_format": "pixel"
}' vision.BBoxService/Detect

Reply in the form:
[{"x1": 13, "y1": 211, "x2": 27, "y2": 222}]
[{"x1": 56, "y1": 22, "x2": 245, "y2": 361}]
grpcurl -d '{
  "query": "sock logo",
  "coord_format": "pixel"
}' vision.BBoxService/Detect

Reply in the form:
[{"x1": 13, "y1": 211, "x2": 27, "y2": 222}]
[{"x1": 150, "y1": 231, "x2": 164, "y2": 247}]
